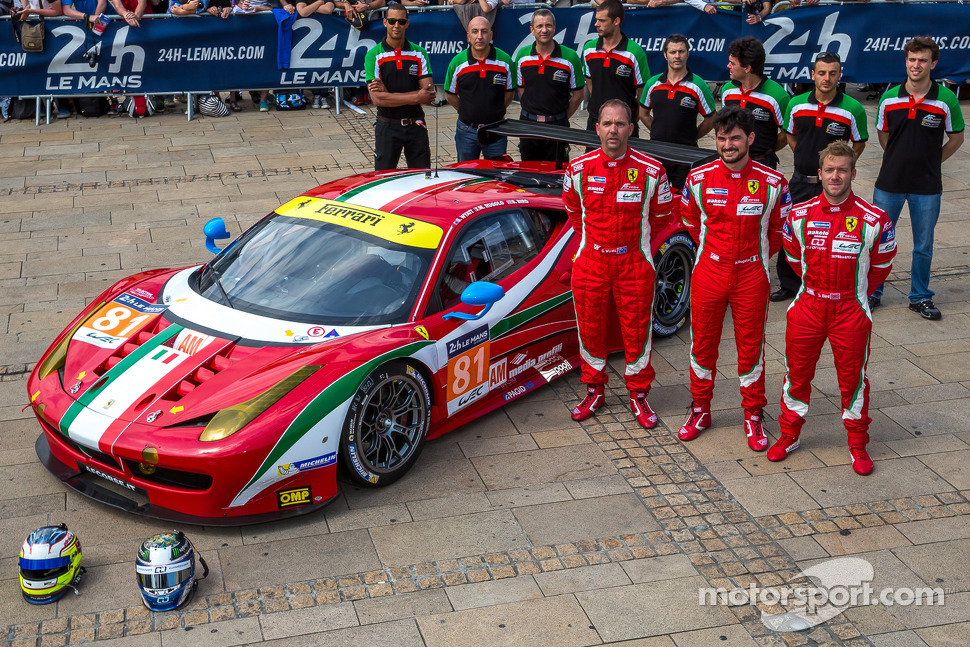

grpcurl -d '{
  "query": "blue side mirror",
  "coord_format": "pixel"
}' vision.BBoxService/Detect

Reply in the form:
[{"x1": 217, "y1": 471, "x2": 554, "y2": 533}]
[
  {"x1": 203, "y1": 218, "x2": 230, "y2": 253},
  {"x1": 443, "y1": 282, "x2": 505, "y2": 321}
]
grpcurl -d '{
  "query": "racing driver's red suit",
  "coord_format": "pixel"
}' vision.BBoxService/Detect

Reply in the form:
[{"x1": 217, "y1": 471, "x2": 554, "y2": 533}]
[
  {"x1": 680, "y1": 158, "x2": 791, "y2": 414},
  {"x1": 771, "y1": 192, "x2": 896, "y2": 460},
  {"x1": 563, "y1": 147, "x2": 673, "y2": 392}
]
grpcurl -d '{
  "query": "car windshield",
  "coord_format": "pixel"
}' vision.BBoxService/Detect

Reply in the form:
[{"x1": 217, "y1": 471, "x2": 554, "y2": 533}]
[{"x1": 195, "y1": 214, "x2": 436, "y2": 325}]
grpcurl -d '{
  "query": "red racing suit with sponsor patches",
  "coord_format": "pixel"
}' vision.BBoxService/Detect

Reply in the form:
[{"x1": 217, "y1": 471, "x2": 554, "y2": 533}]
[
  {"x1": 563, "y1": 148, "x2": 672, "y2": 391},
  {"x1": 779, "y1": 193, "x2": 896, "y2": 446},
  {"x1": 680, "y1": 159, "x2": 790, "y2": 411}
]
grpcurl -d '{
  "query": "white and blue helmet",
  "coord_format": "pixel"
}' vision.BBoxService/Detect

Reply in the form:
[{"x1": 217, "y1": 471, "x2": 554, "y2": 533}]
[{"x1": 135, "y1": 531, "x2": 207, "y2": 611}]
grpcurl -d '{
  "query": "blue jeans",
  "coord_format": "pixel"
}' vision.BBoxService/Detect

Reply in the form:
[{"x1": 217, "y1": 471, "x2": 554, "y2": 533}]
[
  {"x1": 871, "y1": 188, "x2": 942, "y2": 303},
  {"x1": 455, "y1": 120, "x2": 507, "y2": 162}
]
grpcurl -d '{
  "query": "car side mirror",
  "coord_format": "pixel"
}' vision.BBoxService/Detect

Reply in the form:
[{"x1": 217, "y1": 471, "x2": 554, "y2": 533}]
[
  {"x1": 443, "y1": 281, "x2": 505, "y2": 321},
  {"x1": 203, "y1": 218, "x2": 230, "y2": 253}
]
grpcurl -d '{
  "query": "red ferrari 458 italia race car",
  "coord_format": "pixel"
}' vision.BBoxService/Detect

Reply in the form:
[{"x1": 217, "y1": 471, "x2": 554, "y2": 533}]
[{"x1": 27, "y1": 123, "x2": 714, "y2": 524}]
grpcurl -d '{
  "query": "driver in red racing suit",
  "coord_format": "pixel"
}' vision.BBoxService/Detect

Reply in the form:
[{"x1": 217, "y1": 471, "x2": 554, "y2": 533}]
[
  {"x1": 563, "y1": 99, "x2": 673, "y2": 428},
  {"x1": 768, "y1": 141, "x2": 896, "y2": 475},
  {"x1": 678, "y1": 106, "x2": 791, "y2": 451}
]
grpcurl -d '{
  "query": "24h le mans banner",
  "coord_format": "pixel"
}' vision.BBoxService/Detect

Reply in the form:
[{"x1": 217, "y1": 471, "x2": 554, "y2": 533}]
[{"x1": 0, "y1": 3, "x2": 968, "y2": 97}]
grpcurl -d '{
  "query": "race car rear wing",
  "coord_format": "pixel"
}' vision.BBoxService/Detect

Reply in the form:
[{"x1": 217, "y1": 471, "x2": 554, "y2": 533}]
[{"x1": 478, "y1": 119, "x2": 718, "y2": 171}]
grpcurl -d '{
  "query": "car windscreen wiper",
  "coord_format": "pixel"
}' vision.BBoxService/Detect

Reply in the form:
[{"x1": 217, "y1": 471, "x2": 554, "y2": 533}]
[{"x1": 201, "y1": 263, "x2": 234, "y2": 309}]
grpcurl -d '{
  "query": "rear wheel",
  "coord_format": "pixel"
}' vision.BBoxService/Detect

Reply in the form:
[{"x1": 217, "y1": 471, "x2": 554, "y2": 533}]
[
  {"x1": 340, "y1": 360, "x2": 431, "y2": 487},
  {"x1": 653, "y1": 233, "x2": 696, "y2": 337}
]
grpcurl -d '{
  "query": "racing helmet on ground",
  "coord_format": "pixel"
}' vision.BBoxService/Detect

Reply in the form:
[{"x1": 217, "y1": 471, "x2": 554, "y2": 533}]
[
  {"x1": 19, "y1": 524, "x2": 84, "y2": 604},
  {"x1": 136, "y1": 530, "x2": 208, "y2": 612}
]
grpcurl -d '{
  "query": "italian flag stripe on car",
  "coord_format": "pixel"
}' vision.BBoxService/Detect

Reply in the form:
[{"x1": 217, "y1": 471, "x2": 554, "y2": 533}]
[{"x1": 58, "y1": 324, "x2": 184, "y2": 446}]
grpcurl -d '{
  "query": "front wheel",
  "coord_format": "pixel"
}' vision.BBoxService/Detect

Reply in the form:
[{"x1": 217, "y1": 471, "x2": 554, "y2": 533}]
[
  {"x1": 340, "y1": 360, "x2": 431, "y2": 487},
  {"x1": 653, "y1": 233, "x2": 696, "y2": 337}
]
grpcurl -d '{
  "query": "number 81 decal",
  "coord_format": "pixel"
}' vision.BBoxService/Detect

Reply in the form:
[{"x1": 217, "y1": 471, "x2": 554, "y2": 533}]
[
  {"x1": 445, "y1": 325, "x2": 491, "y2": 415},
  {"x1": 74, "y1": 293, "x2": 167, "y2": 349}
]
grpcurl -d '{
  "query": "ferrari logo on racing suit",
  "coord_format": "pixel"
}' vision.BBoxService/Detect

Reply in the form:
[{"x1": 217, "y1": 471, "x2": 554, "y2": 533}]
[
  {"x1": 627, "y1": 169, "x2": 639, "y2": 183},
  {"x1": 845, "y1": 216, "x2": 858, "y2": 233},
  {"x1": 747, "y1": 180, "x2": 760, "y2": 195}
]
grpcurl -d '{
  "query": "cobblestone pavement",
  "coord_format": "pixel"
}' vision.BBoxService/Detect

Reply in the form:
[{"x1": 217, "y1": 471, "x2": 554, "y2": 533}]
[{"x1": 2, "y1": 93, "x2": 970, "y2": 647}]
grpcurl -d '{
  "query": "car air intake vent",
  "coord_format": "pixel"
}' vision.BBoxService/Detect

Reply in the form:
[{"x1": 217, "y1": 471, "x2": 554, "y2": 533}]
[
  {"x1": 94, "y1": 317, "x2": 170, "y2": 377},
  {"x1": 162, "y1": 349, "x2": 234, "y2": 402},
  {"x1": 123, "y1": 460, "x2": 213, "y2": 491}
]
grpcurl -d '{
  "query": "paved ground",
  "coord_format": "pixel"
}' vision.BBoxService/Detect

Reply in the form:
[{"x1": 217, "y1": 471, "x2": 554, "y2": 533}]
[{"x1": 1, "y1": 91, "x2": 970, "y2": 647}]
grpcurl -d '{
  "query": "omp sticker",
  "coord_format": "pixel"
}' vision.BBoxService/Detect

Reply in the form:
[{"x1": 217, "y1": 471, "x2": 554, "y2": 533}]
[
  {"x1": 276, "y1": 486, "x2": 312, "y2": 509},
  {"x1": 446, "y1": 325, "x2": 490, "y2": 415},
  {"x1": 275, "y1": 197, "x2": 443, "y2": 249}
]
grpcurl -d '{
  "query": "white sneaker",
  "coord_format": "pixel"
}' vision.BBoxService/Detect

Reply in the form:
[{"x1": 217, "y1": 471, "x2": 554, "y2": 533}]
[
  {"x1": 319, "y1": 96, "x2": 330, "y2": 109},
  {"x1": 311, "y1": 96, "x2": 322, "y2": 109}
]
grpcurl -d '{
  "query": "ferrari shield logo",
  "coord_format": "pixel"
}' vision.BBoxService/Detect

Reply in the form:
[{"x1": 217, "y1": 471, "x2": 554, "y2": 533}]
[
  {"x1": 747, "y1": 180, "x2": 759, "y2": 194},
  {"x1": 414, "y1": 326, "x2": 429, "y2": 340},
  {"x1": 627, "y1": 169, "x2": 639, "y2": 183},
  {"x1": 845, "y1": 217, "x2": 858, "y2": 233}
]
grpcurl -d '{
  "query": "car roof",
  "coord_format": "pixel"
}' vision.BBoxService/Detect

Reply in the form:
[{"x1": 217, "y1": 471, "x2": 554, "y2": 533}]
[{"x1": 302, "y1": 166, "x2": 562, "y2": 226}]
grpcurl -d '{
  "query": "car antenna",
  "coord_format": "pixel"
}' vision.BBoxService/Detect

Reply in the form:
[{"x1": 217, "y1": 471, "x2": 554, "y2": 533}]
[{"x1": 428, "y1": 93, "x2": 446, "y2": 179}]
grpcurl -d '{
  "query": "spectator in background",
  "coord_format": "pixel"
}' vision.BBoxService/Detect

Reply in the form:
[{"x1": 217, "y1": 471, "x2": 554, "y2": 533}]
[
  {"x1": 236, "y1": 0, "x2": 296, "y2": 111},
  {"x1": 722, "y1": 36, "x2": 789, "y2": 169},
  {"x1": 62, "y1": 0, "x2": 106, "y2": 21},
  {"x1": 743, "y1": 0, "x2": 771, "y2": 24},
  {"x1": 582, "y1": 0, "x2": 649, "y2": 137},
  {"x1": 451, "y1": 0, "x2": 495, "y2": 31},
  {"x1": 684, "y1": 0, "x2": 716, "y2": 14},
  {"x1": 169, "y1": 0, "x2": 205, "y2": 15},
  {"x1": 14, "y1": 0, "x2": 63, "y2": 17},
  {"x1": 639, "y1": 33, "x2": 715, "y2": 190},
  {"x1": 445, "y1": 15, "x2": 514, "y2": 161},
  {"x1": 108, "y1": 0, "x2": 147, "y2": 26},
  {"x1": 297, "y1": 0, "x2": 335, "y2": 108}
]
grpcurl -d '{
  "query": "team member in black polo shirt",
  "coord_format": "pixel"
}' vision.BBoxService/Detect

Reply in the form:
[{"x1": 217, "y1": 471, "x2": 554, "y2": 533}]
[
  {"x1": 513, "y1": 8, "x2": 584, "y2": 163},
  {"x1": 444, "y1": 16, "x2": 515, "y2": 162},
  {"x1": 365, "y1": 3, "x2": 435, "y2": 171},
  {"x1": 638, "y1": 34, "x2": 716, "y2": 190},
  {"x1": 722, "y1": 36, "x2": 789, "y2": 169},
  {"x1": 771, "y1": 51, "x2": 868, "y2": 302},
  {"x1": 870, "y1": 36, "x2": 965, "y2": 319},
  {"x1": 581, "y1": 0, "x2": 649, "y2": 137}
]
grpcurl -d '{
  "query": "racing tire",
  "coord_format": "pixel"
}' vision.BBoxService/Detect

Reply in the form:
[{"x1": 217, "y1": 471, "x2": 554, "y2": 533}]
[
  {"x1": 340, "y1": 360, "x2": 431, "y2": 488},
  {"x1": 653, "y1": 233, "x2": 696, "y2": 337}
]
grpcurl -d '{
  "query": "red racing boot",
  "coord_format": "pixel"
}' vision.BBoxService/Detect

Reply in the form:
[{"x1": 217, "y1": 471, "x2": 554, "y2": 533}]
[
  {"x1": 631, "y1": 391, "x2": 658, "y2": 429},
  {"x1": 745, "y1": 409, "x2": 768, "y2": 452},
  {"x1": 678, "y1": 401, "x2": 711, "y2": 441},
  {"x1": 849, "y1": 446, "x2": 874, "y2": 475},
  {"x1": 767, "y1": 433, "x2": 800, "y2": 462},
  {"x1": 571, "y1": 385, "x2": 605, "y2": 421}
]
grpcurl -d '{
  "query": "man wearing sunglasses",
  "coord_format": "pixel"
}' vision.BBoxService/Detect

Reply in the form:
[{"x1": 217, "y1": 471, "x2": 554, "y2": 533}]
[
  {"x1": 773, "y1": 51, "x2": 867, "y2": 303},
  {"x1": 365, "y1": 3, "x2": 436, "y2": 171}
]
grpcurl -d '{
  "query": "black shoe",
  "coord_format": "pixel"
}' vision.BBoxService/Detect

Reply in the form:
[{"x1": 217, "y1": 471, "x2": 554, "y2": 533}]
[
  {"x1": 909, "y1": 300, "x2": 941, "y2": 320},
  {"x1": 770, "y1": 288, "x2": 796, "y2": 302},
  {"x1": 868, "y1": 295, "x2": 881, "y2": 310}
]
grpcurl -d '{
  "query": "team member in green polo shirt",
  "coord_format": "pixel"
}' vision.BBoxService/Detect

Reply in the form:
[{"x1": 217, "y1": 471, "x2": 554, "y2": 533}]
[
  {"x1": 365, "y1": 3, "x2": 435, "y2": 171},
  {"x1": 870, "y1": 37, "x2": 965, "y2": 319},
  {"x1": 445, "y1": 16, "x2": 515, "y2": 162},
  {"x1": 722, "y1": 36, "x2": 789, "y2": 170},
  {"x1": 772, "y1": 51, "x2": 868, "y2": 302},
  {"x1": 638, "y1": 33, "x2": 716, "y2": 190},
  {"x1": 513, "y1": 8, "x2": 584, "y2": 163}
]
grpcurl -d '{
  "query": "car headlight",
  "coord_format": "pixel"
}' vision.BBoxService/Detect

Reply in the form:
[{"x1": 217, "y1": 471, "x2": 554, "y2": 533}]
[
  {"x1": 199, "y1": 366, "x2": 320, "y2": 442},
  {"x1": 37, "y1": 301, "x2": 106, "y2": 381}
]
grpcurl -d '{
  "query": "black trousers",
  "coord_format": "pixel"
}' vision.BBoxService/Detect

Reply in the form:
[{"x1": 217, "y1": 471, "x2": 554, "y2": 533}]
[
  {"x1": 375, "y1": 119, "x2": 431, "y2": 171},
  {"x1": 518, "y1": 115, "x2": 570, "y2": 163},
  {"x1": 777, "y1": 172, "x2": 824, "y2": 291}
]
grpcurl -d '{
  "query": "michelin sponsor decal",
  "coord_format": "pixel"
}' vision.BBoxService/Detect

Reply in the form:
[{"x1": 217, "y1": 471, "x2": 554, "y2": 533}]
[{"x1": 277, "y1": 452, "x2": 338, "y2": 476}]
